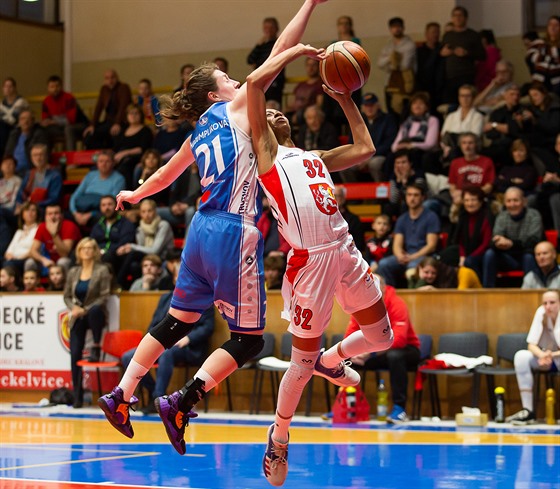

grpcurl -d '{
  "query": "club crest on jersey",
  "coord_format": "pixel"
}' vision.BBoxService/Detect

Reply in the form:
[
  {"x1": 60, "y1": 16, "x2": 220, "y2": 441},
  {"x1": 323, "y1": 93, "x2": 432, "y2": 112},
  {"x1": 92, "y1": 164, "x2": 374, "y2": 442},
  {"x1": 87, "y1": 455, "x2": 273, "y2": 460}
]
[
  {"x1": 199, "y1": 116, "x2": 208, "y2": 126},
  {"x1": 309, "y1": 183, "x2": 337, "y2": 215}
]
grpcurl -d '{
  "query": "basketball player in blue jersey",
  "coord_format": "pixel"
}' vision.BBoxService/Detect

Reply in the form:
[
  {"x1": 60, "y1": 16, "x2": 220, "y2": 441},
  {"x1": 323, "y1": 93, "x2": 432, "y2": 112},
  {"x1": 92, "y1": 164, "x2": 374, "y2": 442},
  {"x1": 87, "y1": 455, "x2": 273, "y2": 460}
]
[{"x1": 98, "y1": 0, "x2": 332, "y2": 456}]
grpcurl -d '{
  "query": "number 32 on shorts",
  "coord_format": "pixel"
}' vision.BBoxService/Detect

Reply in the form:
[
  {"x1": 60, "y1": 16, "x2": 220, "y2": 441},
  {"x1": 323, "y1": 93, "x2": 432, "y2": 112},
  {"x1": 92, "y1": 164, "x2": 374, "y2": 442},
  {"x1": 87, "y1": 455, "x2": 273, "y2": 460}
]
[{"x1": 293, "y1": 305, "x2": 313, "y2": 330}]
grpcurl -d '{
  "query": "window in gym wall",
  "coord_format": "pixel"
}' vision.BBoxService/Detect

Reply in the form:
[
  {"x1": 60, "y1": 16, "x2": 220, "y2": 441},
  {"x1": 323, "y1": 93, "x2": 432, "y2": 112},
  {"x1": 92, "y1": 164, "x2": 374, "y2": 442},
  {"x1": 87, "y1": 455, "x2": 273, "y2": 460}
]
[
  {"x1": 0, "y1": 0, "x2": 59, "y2": 26},
  {"x1": 526, "y1": 0, "x2": 558, "y2": 30}
]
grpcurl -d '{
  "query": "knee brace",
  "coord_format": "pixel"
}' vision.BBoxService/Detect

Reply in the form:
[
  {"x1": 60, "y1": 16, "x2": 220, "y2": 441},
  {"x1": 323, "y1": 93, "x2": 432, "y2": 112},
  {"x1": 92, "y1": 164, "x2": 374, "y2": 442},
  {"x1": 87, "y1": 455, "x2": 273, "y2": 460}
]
[
  {"x1": 360, "y1": 314, "x2": 394, "y2": 352},
  {"x1": 221, "y1": 333, "x2": 265, "y2": 367},
  {"x1": 149, "y1": 313, "x2": 194, "y2": 349}
]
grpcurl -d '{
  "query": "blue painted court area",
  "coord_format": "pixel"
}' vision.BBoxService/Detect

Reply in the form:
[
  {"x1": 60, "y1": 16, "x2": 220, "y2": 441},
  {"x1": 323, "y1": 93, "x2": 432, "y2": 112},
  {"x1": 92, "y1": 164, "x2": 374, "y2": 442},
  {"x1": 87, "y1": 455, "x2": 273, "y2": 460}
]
[{"x1": 2, "y1": 441, "x2": 559, "y2": 489}]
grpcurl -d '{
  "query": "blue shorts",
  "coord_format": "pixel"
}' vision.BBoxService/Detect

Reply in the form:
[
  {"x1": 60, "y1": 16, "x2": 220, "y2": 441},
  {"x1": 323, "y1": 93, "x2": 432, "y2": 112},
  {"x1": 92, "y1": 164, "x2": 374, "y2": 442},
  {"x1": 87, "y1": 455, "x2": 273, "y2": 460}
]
[{"x1": 171, "y1": 208, "x2": 266, "y2": 331}]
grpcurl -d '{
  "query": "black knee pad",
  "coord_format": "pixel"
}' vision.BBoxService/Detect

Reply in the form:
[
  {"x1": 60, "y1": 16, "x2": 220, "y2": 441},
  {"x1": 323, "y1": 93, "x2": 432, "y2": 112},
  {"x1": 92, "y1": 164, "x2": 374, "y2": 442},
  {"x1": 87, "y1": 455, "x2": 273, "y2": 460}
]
[
  {"x1": 150, "y1": 313, "x2": 194, "y2": 349},
  {"x1": 221, "y1": 333, "x2": 265, "y2": 368}
]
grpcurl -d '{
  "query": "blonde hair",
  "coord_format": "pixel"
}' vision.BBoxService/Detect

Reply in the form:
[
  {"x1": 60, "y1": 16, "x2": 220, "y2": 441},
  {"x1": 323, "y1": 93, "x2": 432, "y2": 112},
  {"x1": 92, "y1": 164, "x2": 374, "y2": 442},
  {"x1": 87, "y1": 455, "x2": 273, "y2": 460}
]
[{"x1": 75, "y1": 237, "x2": 101, "y2": 264}]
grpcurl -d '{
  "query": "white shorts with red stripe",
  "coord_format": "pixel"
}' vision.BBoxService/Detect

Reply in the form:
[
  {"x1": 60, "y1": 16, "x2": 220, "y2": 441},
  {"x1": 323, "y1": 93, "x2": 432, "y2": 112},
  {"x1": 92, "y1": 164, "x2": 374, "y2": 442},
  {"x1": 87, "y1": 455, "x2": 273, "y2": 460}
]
[{"x1": 281, "y1": 234, "x2": 382, "y2": 339}]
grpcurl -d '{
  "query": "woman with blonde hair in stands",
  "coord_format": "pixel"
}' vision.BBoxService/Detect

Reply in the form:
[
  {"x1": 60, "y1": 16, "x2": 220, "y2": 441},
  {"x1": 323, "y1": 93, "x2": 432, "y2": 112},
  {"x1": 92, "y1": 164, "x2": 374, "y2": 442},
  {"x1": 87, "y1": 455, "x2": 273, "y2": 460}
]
[{"x1": 64, "y1": 237, "x2": 111, "y2": 408}]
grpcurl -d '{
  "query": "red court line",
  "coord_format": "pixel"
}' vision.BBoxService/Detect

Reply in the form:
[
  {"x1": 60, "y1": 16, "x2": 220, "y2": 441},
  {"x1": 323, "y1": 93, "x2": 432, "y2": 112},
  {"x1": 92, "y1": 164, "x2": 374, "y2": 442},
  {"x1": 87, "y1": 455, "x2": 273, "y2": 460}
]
[{"x1": 0, "y1": 478, "x2": 175, "y2": 489}]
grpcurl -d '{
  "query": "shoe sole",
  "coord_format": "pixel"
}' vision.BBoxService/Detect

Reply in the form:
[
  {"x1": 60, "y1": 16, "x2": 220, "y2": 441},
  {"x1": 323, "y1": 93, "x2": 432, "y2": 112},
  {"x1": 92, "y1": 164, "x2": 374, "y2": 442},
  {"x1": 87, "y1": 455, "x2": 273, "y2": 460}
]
[
  {"x1": 313, "y1": 369, "x2": 360, "y2": 387},
  {"x1": 155, "y1": 397, "x2": 186, "y2": 456},
  {"x1": 97, "y1": 397, "x2": 134, "y2": 439}
]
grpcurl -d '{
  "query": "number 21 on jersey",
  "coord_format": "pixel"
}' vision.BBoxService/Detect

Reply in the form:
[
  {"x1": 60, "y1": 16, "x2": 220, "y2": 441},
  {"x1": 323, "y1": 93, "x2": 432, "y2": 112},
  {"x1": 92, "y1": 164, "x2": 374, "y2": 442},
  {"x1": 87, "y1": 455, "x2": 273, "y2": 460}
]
[{"x1": 196, "y1": 135, "x2": 226, "y2": 188}]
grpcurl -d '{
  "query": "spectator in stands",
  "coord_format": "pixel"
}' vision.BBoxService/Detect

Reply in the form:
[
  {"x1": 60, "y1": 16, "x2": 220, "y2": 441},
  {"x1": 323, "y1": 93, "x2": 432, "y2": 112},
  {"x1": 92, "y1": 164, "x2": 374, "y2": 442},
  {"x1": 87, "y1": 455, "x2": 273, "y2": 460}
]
[
  {"x1": 296, "y1": 105, "x2": 339, "y2": 154},
  {"x1": 416, "y1": 22, "x2": 445, "y2": 113},
  {"x1": 390, "y1": 92, "x2": 439, "y2": 175},
  {"x1": 69, "y1": 150, "x2": 126, "y2": 228},
  {"x1": 287, "y1": 58, "x2": 323, "y2": 130},
  {"x1": 121, "y1": 285, "x2": 215, "y2": 414},
  {"x1": 247, "y1": 17, "x2": 284, "y2": 106},
  {"x1": 0, "y1": 77, "x2": 29, "y2": 156},
  {"x1": 112, "y1": 104, "x2": 154, "y2": 188},
  {"x1": 377, "y1": 182, "x2": 440, "y2": 287},
  {"x1": 522, "y1": 241, "x2": 560, "y2": 289},
  {"x1": 213, "y1": 57, "x2": 229, "y2": 74},
  {"x1": 129, "y1": 254, "x2": 173, "y2": 292},
  {"x1": 474, "y1": 60, "x2": 514, "y2": 114},
  {"x1": 363, "y1": 214, "x2": 392, "y2": 273},
  {"x1": 440, "y1": 186, "x2": 493, "y2": 282},
  {"x1": 441, "y1": 6, "x2": 486, "y2": 104},
  {"x1": 482, "y1": 186, "x2": 542, "y2": 287},
  {"x1": 257, "y1": 195, "x2": 290, "y2": 258},
  {"x1": 116, "y1": 198, "x2": 174, "y2": 288},
  {"x1": 27, "y1": 203, "x2": 81, "y2": 273},
  {"x1": 3, "y1": 201, "x2": 40, "y2": 273},
  {"x1": 40, "y1": 75, "x2": 87, "y2": 151},
  {"x1": 132, "y1": 149, "x2": 167, "y2": 206},
  {"x1": 346, "y1": 274, "x2": 420, "y2": 423},
  {"x1": 83, "y1": 69, "x2": 132, "y2": 149},
  {"x1": 475, "y1": 29, "x2": 501, "y2": 92},
  {"x1": 448, "y1": 132, "x2": 495, "y2": 221},
  {"x1": 335, "y1": 15, "x2": 360, "y2": 44},
  {"x1": 0, "y1": 265, "x2": 21, "y2": 292},
  {"x1": 46, "y1": 263, "x2": 66, "y2": 291},
  {"x1": 523, "y1": 31, "x2": 546, "y2": 81},
  {"x1": 506, "y1": 289, "x2": 560, "y2": 425},
  {"x1": 495, "y1": 139, "x2": 538, "y2": 196},
  {"x1": 385, "y1": 149, "x2": 426, "y2": 219},
  {"x1": 531, "y1": 15, "x2": 560, "y2": 96},
  {"x1": 64, "y1": 237, "x2": 112, "y2": 407},
  {"x1": 408, "y1": 255, "x2": 481, "y2": 290},
  {"x1": 340, "y1": 92, "x2": 398, "y2": 183},
  {"x1": 264, "y1": 254, "x2": 286, "y2": 291},
  {"x1": 15, "y1": 143, "x2": 62, "y2": 215},
  {"x1": 377, "y1": 17, "x2": 417, "y2": 118},
  {"x1": 482, "y1": 83, "x2": 525, "y2": 166},
  {"x1": 173, "y1": 63, "x2": 195, "y2": 93},
  {"x1": 153, "y1": 116, "x2": 191, "y2": 163},
  {"x1": 23, "y1": 269, "x2": 44, "y2": 292},
  {"x1": 4, "y1": 109, "x2": 48, "y2": 175},
  {"x1": 136, "y1": 78, "x2": 161, "y2": 130},
  {"x1": 90, "y1": 195, "x2": 136, "y2": 280},
  {"x1": 334, "y1": 185, "x2": 365, "y2": 253},
  {"x1": 533, "y1": 133, "x2": 560, "y2": 230},
  {"x1": 0, "y1": 156, "x2": 22, "y2": 252}
]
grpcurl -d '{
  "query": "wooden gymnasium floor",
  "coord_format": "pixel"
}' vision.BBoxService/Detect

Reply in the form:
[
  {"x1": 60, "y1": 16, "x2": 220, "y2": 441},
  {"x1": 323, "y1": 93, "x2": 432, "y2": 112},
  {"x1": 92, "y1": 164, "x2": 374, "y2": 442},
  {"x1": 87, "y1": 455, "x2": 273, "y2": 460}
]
[{"x1": 0, "y1": 404, "x2": 559, "y2": 489}]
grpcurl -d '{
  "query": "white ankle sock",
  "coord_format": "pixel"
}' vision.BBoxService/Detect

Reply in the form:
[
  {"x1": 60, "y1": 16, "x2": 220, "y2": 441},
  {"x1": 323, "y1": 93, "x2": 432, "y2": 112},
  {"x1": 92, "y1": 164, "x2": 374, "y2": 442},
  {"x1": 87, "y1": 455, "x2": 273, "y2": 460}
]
[
  {"x1": 118, "y1": 359, "x2": 149, "y2": 401},
  {"x1": 193, "y1": 368, "x2": 217, "y2": 392}
]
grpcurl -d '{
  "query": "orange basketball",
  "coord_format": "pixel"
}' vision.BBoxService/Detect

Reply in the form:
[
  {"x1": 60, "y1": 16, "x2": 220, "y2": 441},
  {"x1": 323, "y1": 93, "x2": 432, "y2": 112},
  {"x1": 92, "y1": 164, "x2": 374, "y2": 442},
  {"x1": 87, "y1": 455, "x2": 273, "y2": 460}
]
[{"x1": 319, "y1": 41, "x2": 371, "y2": 93}]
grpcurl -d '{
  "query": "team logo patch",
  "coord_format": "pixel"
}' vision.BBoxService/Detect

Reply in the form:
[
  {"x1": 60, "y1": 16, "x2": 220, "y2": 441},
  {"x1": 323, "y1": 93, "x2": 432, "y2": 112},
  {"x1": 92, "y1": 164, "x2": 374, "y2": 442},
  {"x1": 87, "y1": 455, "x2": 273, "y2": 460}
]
[
  {"x1": 199, "y1": 116, "x2": 208, "y2": 126},
  {"x1": 58, "y1": 310, "x2": 71, "y2": 352},
  {"x1": 309, "y1": 183, "x2": 337, "y2": 215},
  {"x1": 364, "y1": 269, "x2": 375, "y2": 288},
  {"x1": 245, "y1": 255, "x2": 255, "y2": 265}
]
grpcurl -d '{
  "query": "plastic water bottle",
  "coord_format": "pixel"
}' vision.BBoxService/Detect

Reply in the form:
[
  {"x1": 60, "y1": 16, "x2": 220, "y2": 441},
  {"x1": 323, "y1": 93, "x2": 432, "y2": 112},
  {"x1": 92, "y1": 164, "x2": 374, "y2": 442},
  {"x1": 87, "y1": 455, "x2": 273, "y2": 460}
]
[
  {"x1": 546, "y1": 388, "x2": 556, "y2": 425},
  {"x1": 346, "y1": 386, "x2": 357, "y2": 420},
  {"x1": 494, "y1": 386, "x2": 505, "y2": 423},
  {"x1": 377, "y1": 379, "x2": 388, "y2": 421}
]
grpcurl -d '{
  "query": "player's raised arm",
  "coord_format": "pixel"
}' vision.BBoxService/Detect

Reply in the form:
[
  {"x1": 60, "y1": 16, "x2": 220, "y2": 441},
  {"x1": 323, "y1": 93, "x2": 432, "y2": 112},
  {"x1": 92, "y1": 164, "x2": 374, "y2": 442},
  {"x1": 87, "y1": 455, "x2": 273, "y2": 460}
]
[
  {"x1": 317, "y1": 86, "x2": 376, "y2": 172},
  {"x1": 115, "y1": 136, "x2": 195, "y2": 210}
]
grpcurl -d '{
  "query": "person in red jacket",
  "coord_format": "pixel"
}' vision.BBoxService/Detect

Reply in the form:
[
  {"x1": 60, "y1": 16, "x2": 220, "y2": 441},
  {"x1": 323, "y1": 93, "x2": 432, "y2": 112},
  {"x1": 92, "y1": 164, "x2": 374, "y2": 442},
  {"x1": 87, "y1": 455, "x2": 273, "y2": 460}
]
[{"x1": 345, "y1": 274, "x2": 420, "y2": 423}]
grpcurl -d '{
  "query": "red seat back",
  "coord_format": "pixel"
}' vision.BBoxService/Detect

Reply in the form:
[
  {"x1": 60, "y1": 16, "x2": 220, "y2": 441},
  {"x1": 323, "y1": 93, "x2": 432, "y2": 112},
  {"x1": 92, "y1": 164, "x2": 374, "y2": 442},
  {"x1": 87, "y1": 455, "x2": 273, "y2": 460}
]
[{"x1": 101, "y1": 330, "x2": 144, "y2": 359}]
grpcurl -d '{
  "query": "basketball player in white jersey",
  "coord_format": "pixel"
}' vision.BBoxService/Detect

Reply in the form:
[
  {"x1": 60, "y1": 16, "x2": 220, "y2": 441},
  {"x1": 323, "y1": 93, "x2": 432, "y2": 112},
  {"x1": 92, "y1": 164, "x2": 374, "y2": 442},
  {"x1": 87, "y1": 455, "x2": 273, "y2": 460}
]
[
  {"x1": 98, "y1": 0, "x2": 332, "y2": 456},
  {"x1": 246, "y1": 45, "x2": 394, "y2": 486}
]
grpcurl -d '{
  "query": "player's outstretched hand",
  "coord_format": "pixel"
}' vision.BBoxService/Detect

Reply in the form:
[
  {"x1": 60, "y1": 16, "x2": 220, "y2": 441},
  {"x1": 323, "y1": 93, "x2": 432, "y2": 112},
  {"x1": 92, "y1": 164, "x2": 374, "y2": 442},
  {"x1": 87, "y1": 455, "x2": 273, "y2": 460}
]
[
  {"x1": 299, "y1": 44, "x2": 326, "y2": 61},
  {"x1": 115, "y1": 190, "x2": 138, "y2": 210},
  {"x1": 322, "y1": 84, "x2": 353, "y2": 100}
]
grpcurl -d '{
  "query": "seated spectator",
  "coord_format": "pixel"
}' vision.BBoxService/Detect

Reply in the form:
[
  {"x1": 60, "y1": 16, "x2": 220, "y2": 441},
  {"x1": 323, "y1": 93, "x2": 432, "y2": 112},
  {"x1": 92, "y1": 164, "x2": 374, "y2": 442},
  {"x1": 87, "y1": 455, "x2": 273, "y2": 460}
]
[
  {"x1": 69, "y1": 150, "x2": 126, "y2": 228},
  {"x1": 112, "y1": 104, "x2": 154, "y2": 187},
  {"x1": 132, "y1": 149, "x2": 168, "y2": 206},
  {"x1": 90, "y1": 195, "x2": 136, "y2": 280},
  {"x1": 364, "y1": 214, "x2": 393, "y2": 273},
  {"x1": 296, "y1": 105, "x2": 339, "y2": 154},
  {"x1": 3, "y1": 201, "x2": 40, "y2": 273},
  {"x1": 23, "y1": 269, "x2": 44, "y2": 292},
  {"x1": 407, "y1": 255, "x2": 481, "y2": 290},
  {"x1": 173, "y1": 63, "x2": 195, "y2": 93},
  {"x1": 0, "y1": 77, "x2": 29, "y2": 156},
  {"x1": 116, "y1": 198, "x2": 174, "y2": 288},
  {"x1": 40, "y1": 75, "x2": 88, "y2": 151},
  {"x1": 482, "y1": 186, "x2": 543, "y2": 287},
  {"x1": 532, "y1": 133, "x2": 560, "y2": 230},
  {"x1": 213, "y1": 57, "x2": 229, "y2": 74},
  {"x1": 264, "y1": 254, "x2": 286, "y2": 291},
  {"x1": 346, "y1": 274, "x2": 420, "y2": 424},
  {"x1": 377, "y1": 183, "x2": 440, "y2": 287},
  {"x1": 0, "y1": 265, "x2": 21, "y2": 292},
  {"x1": 15, "y1": 143, "x2": 62, "y2": 215},
  {"x1": 135, "y1": 78, "x2": 161, "y2": 130},
  {"x1": 506, "y1": 289, "x2": 560, "y2": 425},
  {"x1": 340, "y1": 92, "x2": 398, "y2": 183},
  {"x1": 287, "y1": 58, "x2": 323, "y2": 132},
  {"x1": 334, "y1": 185, "x2": 365, "y2": 253},
  {"x1": 522, "y1": 241, "x2": 560, "y2": 289},
  {"x1": 530, "y1": 15, "x2": 560, "y2": 96},
  {"x1": 385, "y1": 149, "x2": 426, "y2": 219},
  {"x1": 473, "y1": 60, "x2": 514, "y2": 114},
  {"x1": 153, "y1": 116, "x2": 191, "y2": 163},
  {"x1": 46, "y1": 263, "x2": 66, "y2": 291},
  {"x1": 4, "y1": 109, "x2": 48, "y2": 175},
  {"x1": 27, "y1": 203, "x2": 81, "y2": 273},
  {"x1": 83, "y1": 69, "x2": 132, "y2": 150},
  {"x1": 257, "y1": 195, "x2": 290, "y2": 258},
  {"x1": 495, "y1": 139, "x2": 538, "y2": 196},
  {"x1": 475, "y1": 29, "x2": 501, "y2": 92},
  {"x1": 523, "y1": 31, "x2": 545, "y2": 80},
  {"x1": 64, "y1": 237, "x2": 112, "y2": 407},
  {"x1": 440, "y1": 186, "x2": 494, "y2": 282},
  {"x1": 390, "y1": 92, "x2": 439, "y2": 175},
  {"x1": 0, "y1": 156, "x2": 22, "y2": 254},
  {"x1": 129, "y1": 254, "x2": 173, "y2": 292}
]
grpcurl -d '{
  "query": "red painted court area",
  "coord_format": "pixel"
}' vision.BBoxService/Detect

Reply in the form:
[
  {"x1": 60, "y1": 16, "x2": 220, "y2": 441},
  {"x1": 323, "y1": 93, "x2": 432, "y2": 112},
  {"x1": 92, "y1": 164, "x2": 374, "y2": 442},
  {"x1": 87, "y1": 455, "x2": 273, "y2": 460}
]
[{"x1": 0, "y1": 478, "x2": 160, "y2": 489}]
